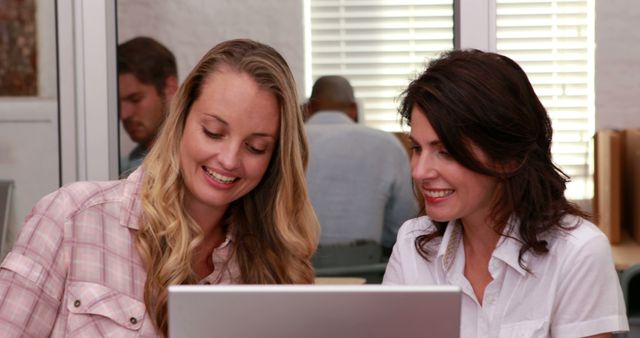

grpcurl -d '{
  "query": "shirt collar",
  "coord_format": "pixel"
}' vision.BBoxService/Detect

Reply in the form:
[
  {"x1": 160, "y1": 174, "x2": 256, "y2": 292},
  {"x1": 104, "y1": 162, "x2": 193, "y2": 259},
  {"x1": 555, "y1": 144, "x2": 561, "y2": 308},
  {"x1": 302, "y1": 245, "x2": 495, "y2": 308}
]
[
  {"x1": 435, "y1": 218, "x2": 528, "y2": 276},
  {"x1": 120, "y1": 166, "x2": 144, "y2": 230},
  {"x1": 492, "y1": 218, "x2": 529, "y2": 276},
  {"x1": 436, "y1": 220, "x2": 462, "y2": 272},
  {"x1": 306, "y1": 111, "x2": 354, "y2": 125}
]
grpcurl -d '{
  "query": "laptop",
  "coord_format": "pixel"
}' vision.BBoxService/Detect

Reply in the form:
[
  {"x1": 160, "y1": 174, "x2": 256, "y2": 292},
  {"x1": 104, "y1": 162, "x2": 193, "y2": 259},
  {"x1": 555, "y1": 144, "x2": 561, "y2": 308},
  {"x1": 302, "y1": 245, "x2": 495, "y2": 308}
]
[{"x1": 168, "y1": 284, "x2": 461, "y2": 338}]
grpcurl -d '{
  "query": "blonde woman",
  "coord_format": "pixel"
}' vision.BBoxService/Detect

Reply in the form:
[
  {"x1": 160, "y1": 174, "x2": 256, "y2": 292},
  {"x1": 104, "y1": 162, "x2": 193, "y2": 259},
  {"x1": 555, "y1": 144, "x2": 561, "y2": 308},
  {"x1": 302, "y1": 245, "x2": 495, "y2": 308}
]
[{"x1": 0, "y1": 39, "x2": 319, "y2": 337}]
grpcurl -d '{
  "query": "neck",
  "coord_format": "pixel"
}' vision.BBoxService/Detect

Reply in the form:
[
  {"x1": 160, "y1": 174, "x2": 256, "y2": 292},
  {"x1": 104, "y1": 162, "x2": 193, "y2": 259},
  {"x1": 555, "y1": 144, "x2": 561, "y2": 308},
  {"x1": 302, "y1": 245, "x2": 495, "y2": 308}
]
[
  {"x1": 183, "y1": 194, "x2": 228, "y2": 236},
  {"x1": 460, "y1": 218, "x2": 501, "y2": 258},
  {"x1": 143, "y1": 137, "x2": 156, "y2": 151},
  {"x1": 185, "y1": 200, "x2": 229, "y2": 280}
]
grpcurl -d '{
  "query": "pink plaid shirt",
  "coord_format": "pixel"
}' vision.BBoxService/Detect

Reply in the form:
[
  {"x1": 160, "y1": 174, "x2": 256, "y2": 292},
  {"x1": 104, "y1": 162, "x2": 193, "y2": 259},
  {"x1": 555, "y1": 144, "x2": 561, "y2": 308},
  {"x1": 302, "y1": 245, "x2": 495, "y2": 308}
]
[{"x1": 0, "y1": 168, "x2": 239, "y2": 337}]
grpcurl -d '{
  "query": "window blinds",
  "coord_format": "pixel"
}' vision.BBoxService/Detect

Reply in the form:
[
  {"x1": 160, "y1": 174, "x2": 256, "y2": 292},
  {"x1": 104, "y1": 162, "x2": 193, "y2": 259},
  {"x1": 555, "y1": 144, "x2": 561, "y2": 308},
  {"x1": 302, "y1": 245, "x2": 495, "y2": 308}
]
[
  {"x1": 309, "y1": 0, "x2": 455, "y2": 131},
  {"x1": 496, "y1": 0, "x2": 593, "y2": 199},
  {"x1": 309, "y1": 0, "x2": 593, "y2": 199}
]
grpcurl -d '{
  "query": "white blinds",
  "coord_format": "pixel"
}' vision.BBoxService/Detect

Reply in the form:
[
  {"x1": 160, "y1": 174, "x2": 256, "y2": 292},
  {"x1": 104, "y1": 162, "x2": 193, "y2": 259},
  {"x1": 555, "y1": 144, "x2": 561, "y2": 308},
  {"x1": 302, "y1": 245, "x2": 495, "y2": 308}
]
[
  {"x1": 496, "y1": 0, "x2": 594, "y2": 199},
  {"x1": 308, "y1": 0, "x2": 593, "y2": 199},
  {"x1": 308, "y1": 0, "x2": 454, "y2": 131}
]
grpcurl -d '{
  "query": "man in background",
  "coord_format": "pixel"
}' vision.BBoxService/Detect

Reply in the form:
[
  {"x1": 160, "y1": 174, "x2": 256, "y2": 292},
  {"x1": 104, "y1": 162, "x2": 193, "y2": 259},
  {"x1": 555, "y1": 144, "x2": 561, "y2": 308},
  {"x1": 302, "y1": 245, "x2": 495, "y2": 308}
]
[
  {"x1": 305, "y1": 75, "x2": 418, "y2": 256},
  {"x1": 118, "y1": 36, "x2": 178, "y2": 174}
]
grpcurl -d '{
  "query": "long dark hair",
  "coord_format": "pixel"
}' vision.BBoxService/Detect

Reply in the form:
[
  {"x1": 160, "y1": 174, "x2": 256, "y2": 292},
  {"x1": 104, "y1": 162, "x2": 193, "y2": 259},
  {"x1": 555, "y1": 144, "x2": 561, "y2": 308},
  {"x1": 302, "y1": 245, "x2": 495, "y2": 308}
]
[{"x1": 399, "y1": 49, "x2": 587, "y2": 270}]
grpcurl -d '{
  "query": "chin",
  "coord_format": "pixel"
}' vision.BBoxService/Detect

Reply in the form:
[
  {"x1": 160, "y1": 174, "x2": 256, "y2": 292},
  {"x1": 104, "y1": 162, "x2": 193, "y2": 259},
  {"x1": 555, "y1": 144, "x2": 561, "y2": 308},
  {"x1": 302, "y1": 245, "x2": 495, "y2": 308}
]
[{"x1": 425, "y1": 211, "x2": 453, "y2": 223}]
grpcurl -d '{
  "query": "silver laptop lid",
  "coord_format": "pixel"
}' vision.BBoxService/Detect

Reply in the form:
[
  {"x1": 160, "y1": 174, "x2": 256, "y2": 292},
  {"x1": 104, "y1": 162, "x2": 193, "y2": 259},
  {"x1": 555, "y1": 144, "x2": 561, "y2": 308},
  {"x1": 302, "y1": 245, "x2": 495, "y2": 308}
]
[{"x1": 168, "y1": 284, "x2": 461, "y2": 338}]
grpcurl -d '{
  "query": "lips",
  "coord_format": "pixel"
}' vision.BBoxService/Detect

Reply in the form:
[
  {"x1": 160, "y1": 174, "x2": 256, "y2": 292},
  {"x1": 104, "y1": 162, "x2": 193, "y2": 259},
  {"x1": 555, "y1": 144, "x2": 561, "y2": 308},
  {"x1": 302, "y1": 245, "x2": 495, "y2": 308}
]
[
  {"x1": 422, "y1": 189, "x2": 454, "y2": 203},
  {"x1": 202, "y1": 165, "x2": 238, "y2": 184},
  {"x1": 423, "y1": 189, "x2": 454, "y2": 198}
]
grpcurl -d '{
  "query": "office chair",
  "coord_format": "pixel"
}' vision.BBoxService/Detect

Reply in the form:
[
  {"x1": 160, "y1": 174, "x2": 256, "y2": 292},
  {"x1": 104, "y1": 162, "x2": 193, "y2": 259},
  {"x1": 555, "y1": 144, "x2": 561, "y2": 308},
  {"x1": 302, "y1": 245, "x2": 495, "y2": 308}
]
[{"x1": 619, "y1": 263, "x2": 640, "y2": 337}]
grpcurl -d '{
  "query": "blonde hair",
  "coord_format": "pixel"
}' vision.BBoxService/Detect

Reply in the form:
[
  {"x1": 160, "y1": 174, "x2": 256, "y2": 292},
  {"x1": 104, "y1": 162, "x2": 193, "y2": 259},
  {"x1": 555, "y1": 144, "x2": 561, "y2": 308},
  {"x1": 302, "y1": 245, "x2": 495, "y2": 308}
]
[{"x1": 135, "y1": 39, "x2": 319, "y2": 336}]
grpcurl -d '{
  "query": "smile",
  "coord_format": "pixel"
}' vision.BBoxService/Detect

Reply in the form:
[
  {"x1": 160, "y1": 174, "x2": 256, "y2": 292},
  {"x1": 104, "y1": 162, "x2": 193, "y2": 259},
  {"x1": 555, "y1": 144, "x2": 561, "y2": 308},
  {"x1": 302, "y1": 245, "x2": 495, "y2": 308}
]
[
  {"x1": 423, "y1": 189, "x2": 454, "y2": 198},
  {"x1": 202, "y1": 166, "x2": 238, "y2": 184}
]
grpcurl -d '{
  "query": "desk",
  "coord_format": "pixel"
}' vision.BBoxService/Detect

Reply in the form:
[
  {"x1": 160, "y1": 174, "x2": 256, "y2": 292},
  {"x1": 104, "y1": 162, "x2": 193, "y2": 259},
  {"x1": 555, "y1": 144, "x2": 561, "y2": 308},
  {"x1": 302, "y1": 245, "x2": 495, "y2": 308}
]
[
  {"x1": 314, "y1": 277, "x2": 366, "y2": 285},
  {"x1": 611, "y1": 231, "x2": 640, "y2": 271}
]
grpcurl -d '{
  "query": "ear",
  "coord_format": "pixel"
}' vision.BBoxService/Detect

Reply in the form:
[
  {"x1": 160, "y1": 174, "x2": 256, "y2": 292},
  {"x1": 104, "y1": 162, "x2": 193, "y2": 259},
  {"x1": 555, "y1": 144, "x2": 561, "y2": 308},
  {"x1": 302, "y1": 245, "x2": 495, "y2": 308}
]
[
  {"x1": 301, "y1": 102, "x2": 311, "y2": 121},
  {"x1": 307, "y1": 100, "x2": 319, "y2": 115},
  {"x1": 346, "y1": 102, "x2": 359, "y2": 122},
  {"x1": 163, "y1": 75, "x2": 178, "y2": 98}
]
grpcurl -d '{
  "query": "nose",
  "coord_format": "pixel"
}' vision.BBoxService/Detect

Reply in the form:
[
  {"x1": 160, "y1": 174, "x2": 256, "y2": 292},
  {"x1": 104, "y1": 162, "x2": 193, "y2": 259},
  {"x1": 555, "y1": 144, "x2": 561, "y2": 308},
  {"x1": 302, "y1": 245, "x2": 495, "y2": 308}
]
[
  {"x1": 411, "y1": 152, "x2": 438, "y2": 182},
  {"x1": 120, "y1": 102, "x2": 134, "y2": 121},
  {"x1": 217, "y1": 141, "x2": 241, "y2": 171}
]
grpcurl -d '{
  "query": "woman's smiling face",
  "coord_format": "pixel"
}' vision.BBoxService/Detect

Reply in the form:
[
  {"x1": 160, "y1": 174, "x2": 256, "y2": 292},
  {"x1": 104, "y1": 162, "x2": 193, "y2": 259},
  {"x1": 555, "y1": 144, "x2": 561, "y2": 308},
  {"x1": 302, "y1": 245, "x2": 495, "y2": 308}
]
[
  {"x1": 409, "y1": 106, "x2": 499, "y2": 227},
  {"x1": 179, "y1": 66, "x2": 280, "y2": 217}
]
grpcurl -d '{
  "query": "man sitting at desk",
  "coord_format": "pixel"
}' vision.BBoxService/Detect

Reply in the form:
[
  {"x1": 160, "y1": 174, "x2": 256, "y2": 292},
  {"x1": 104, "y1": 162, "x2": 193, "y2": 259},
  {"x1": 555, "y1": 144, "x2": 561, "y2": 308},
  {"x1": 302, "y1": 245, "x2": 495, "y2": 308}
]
[
  {"x1": 118, "y1": 37, "x2": 178, "y2": 175},
  {"x1": 304, "y1": 75, "x2": 418, "y2": 256}
]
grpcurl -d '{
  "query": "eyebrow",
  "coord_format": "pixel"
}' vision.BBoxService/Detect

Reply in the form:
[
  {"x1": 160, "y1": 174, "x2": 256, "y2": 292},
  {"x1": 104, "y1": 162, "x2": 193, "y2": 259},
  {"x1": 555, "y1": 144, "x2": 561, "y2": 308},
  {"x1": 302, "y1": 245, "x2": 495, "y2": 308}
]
[
  {"x1": 120, "y1": 92, "x2": 142, "y2": 100},
  {"x1": 206, "y1": 113, "x2": 277, "y2": 139},
  {"x1": 408, "y1": 135, "x2": 442, "y2": 147}
]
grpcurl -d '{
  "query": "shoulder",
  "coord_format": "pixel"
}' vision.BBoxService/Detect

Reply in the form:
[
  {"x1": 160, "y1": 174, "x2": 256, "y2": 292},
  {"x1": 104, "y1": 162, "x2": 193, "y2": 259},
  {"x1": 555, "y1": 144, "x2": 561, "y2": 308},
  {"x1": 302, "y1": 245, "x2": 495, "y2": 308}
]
[
  {"x1": 543, "y1": 215, "x2": 613, "y2": 268},
  {"x1": 549, "y1": 215, "x2": 608, "y2": 250},
  {"x1": 359, "y1": 127, "x2": 405, "y2": 147},
  {"x1": 61, "y1": 179, "x2": 124, "y2": 208},
  {"x1": 397, "y1": 216, "x2": 438, "y2": 240},
  {"x1": 31, "y1": 179, "x2": 126, "y2": 223}
]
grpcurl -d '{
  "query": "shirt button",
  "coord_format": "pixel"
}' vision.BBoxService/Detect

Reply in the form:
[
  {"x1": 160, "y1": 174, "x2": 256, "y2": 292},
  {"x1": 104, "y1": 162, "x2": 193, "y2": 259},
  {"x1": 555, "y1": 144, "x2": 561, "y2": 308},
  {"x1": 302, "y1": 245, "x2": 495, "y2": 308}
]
[
  {"x1": 130, "y1": 317, "x2": 138, "y2": 325},
  {"x1": 73, "y1": 300, "x2": 81, "y2": 308}
]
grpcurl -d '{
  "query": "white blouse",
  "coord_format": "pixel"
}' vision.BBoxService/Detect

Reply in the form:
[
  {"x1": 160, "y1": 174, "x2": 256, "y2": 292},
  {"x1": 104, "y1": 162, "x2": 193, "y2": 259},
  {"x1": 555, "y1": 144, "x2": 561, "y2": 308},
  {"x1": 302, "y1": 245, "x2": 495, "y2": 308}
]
[{"x1": 383, "y1": 215, "x2": 629, "y2": 338}]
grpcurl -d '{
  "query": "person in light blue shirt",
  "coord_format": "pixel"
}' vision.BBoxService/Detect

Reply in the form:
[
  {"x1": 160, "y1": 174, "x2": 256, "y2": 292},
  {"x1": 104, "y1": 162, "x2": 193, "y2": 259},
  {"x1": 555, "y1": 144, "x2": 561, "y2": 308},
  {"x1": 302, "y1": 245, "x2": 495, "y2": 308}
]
[{"x1": 305, "y1": 75, "x2": 418, "y2": 255}]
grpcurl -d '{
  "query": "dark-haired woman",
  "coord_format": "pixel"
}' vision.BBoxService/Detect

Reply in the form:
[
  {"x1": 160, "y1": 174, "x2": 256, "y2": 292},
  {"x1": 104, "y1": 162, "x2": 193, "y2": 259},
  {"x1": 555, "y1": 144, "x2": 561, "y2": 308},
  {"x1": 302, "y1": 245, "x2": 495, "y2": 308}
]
[{"x1": 383, "y1": 49, "x2": 628, "y2": 338}]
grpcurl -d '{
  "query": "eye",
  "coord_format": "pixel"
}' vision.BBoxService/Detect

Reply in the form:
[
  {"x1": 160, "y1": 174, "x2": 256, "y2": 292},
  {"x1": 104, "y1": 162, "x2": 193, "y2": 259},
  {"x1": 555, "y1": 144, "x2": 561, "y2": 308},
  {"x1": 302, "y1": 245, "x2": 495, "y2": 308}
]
[
  {"x1": 128, "y1": 94, "x2": 143, "y2": 104},
  {"x1": 409, "y1": 142, "x2": 421, "y2": 154},
  {"x1": 246, "y1": 143, "x2": 267, "y2": 155},
  {"x1": 438, "y1": 149, "x2": 451, "y2": 158},
  {"x1": 202, "y1": 127, "x2": 222, "y2": 139}
]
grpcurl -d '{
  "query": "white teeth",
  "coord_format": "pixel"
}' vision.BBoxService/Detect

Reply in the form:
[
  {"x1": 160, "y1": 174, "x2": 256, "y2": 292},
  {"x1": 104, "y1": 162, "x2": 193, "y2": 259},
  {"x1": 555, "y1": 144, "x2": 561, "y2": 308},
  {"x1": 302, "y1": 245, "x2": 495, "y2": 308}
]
[
  {"x1": 203, "y1": 167, "x2": 236, "y2": 184},
  {"x1": 424, "y1": 190, "x2": 453, "y2": 198}
]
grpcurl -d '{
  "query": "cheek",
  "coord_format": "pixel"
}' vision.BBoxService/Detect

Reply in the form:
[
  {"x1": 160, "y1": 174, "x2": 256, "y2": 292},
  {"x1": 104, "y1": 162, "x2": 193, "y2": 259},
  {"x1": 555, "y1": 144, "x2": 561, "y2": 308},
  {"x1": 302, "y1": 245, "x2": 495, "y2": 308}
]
[
  {"x1": 246, "y1": 153, "x2": 275, "y2": 180},
  {"x1": 179, "y1": 136, "x2": 200, "y2": 167},
  {"x1": 409, "y1": 155, "x2": 422, "y2": 178}
]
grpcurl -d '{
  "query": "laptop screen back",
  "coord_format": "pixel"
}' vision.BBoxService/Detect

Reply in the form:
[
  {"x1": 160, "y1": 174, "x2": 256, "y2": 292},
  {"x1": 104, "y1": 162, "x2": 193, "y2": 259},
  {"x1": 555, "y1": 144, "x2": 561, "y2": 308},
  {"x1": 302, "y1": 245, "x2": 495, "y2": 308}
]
[{"x1": 168, "y1": 284, "x2": 460, "y2": 338}]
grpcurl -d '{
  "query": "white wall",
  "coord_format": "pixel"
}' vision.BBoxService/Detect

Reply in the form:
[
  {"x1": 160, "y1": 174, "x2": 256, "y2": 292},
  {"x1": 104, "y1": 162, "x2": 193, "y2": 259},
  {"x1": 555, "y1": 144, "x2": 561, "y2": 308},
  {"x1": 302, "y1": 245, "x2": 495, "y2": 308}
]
[
  {"x1": 0, "y1": 100, "x2": 59, "y2": 258},
  {"x1": 0, "y1": 0, "x2": 60, "y2": 258},
  {"x1": 116, "y1": 0, "x2": 306, "y2": 157},
  {"x1": 595, "y1": 0, "x2": 640, "y2": 129}
]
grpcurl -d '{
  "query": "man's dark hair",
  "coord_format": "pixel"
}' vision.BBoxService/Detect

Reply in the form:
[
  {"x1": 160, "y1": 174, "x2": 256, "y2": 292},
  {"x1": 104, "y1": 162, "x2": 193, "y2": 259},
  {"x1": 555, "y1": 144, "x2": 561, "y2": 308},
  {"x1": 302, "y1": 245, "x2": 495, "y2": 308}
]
[
  {"x1": 117, "y1": 37, "x2": 177, "y2": 94},
  {"x1": 309, "y1": 75, "x2": 355, "y2": 112}
]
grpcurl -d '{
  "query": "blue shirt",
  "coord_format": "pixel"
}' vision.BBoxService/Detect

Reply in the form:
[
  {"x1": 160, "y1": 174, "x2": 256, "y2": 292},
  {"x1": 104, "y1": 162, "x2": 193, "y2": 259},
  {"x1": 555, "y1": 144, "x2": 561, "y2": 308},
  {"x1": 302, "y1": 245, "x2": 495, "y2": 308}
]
[{"x1": 305, "y1": 111, "x2": 418, "y2": 248}]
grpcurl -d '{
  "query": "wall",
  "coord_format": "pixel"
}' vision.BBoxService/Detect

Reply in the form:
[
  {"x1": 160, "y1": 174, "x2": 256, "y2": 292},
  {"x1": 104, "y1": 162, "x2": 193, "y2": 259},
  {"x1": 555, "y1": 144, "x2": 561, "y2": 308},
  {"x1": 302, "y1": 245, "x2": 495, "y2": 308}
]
[
  {"x1": 0, "y1": 100, "x2": 59, "y2": 257},
  {"x1": 0, "y1": 0, "x2": 59, "y2": 258},
  {"x1": 116, "y1": 0, "x2": 306, "y2": 156},
  {"x1": 595, "y1": 0, "x2": 640, "y2": 129}
]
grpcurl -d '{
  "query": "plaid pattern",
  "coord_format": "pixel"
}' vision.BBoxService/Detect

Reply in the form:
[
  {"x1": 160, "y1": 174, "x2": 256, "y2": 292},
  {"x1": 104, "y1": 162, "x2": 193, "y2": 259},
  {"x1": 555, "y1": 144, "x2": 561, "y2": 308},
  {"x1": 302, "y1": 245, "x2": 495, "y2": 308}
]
[{"x1": 0, "y1": 168, "x2": 237, "y2": 337}]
